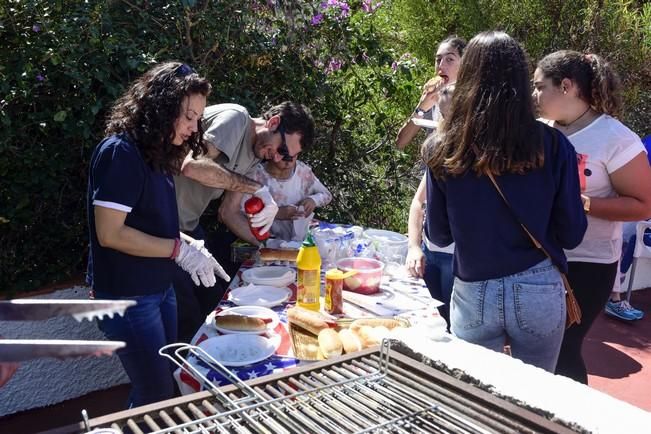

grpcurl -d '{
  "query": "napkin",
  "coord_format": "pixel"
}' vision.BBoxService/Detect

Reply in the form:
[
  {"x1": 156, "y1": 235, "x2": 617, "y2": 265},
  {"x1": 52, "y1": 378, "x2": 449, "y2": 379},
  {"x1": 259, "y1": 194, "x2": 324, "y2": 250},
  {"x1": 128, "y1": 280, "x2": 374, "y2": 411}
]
[
  {"x1": 292, "y1": 211, "x2": 314, "y2": 241},
  {"x1": 342, "y1": 291, "x2": 399, "y2": 316}
]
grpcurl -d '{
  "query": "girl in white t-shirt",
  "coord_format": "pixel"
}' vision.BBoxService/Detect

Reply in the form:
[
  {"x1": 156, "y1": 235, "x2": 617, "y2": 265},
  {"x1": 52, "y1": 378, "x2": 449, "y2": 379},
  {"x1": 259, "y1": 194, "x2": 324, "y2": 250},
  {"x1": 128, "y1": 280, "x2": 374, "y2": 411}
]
[
  {"x1": 242, "y1": 159, "x2": 332, "y2": 241},
  {"x1": 533, "y1": 50, "x2": 651, "y2": 383}
]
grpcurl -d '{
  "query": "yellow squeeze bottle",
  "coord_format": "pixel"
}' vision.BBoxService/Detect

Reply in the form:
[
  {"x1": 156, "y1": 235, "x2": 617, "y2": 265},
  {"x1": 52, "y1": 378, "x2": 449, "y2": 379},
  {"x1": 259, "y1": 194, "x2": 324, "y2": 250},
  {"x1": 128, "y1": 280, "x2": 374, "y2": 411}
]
[{"x1": 296, "y1": 231, "x2": 322, "y2": 311}]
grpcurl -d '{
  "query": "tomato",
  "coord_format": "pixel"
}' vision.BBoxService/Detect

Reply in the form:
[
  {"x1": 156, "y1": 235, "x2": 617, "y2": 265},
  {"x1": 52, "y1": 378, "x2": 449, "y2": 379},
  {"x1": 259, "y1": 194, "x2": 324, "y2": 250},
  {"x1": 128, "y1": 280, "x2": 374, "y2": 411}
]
[{"x1": 244, "y1": 196, "x2": 264, "y2": 214}]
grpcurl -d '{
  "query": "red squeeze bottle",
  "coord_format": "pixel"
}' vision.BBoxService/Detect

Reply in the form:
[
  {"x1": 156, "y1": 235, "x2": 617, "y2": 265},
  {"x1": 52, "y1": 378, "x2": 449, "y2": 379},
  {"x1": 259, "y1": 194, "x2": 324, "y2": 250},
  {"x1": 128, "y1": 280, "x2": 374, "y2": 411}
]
[{"x1": 244, "y1": 196, "x2": 270, "y2": 241}]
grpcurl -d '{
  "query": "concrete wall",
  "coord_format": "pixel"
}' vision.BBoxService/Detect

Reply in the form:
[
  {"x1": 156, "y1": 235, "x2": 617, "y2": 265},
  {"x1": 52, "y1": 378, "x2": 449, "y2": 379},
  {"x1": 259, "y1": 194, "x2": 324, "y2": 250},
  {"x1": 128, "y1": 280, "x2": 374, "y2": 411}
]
[{"x1": 0, "y1": 287, "x2": 129, "y2": 417}]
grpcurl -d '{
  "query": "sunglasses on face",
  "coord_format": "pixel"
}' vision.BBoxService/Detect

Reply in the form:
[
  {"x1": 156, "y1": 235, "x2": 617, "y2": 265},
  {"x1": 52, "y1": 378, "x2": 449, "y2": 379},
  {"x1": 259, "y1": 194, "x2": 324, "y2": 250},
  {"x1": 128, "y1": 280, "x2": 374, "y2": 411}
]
[
  {"x1": 174, "y1": 63, "x2": 196, "y2": 77},
  {"x1": 276, "y1": 123, "x2": 298, "y2": 162}
]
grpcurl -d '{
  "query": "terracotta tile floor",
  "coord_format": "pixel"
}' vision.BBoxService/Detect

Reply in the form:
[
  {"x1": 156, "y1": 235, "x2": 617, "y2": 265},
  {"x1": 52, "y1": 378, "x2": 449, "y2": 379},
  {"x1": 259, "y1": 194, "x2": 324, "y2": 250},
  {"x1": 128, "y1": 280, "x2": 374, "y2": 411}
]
[
  {"x1": 585, "y1": 288, "x2": 651, "y2": 411},
  {"x1": 2, "y1": 289, "x2": 650, "y2": 433}
]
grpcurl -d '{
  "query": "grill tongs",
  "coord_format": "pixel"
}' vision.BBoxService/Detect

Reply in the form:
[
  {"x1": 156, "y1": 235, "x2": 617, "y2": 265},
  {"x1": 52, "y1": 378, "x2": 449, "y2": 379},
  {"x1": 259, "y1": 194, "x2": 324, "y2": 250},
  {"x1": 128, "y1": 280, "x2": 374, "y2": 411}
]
[{"x1": 0, "y1": 299, "x2": 135, "y2": 362}]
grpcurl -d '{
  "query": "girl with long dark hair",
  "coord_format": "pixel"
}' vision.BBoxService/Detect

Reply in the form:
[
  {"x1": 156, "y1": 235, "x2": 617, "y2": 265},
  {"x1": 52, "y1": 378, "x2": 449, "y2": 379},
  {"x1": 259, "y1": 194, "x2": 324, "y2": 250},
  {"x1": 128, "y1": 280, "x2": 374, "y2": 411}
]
[{"x1": 425, "y1": 32, "x2": 587, "y2": 372}]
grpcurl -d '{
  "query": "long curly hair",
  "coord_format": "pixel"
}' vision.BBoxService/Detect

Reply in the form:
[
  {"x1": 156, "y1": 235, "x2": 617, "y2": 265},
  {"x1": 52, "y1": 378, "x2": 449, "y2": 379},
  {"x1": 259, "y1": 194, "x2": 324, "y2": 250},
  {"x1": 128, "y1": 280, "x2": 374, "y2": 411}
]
[
  {"x1": 105, "y1": 62, "x2": 211, "y2": 174},
  {"x1": 426, "y1": 31, "x2": 543, "y2": 179},
  {"x1": 537, "y1": 50, "x2": 622, "y2": 118}
]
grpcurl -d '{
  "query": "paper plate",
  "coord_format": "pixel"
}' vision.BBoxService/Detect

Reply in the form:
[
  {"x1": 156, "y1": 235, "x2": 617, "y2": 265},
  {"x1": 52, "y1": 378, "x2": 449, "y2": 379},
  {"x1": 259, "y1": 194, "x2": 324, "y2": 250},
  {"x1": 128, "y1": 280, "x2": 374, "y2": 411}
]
[
  {"x1": 212, "y1": 305, "x2": 280, "y2": 335},
  {"x1": 198, "y1": 334, "x2": 278, "y2": 367},
  {"x1": 265, "y1": 239, "x2": 302, "y2": 249},
  {"x1": 229, "y1": 285, "x2": 292, "y2": 308},
  {"x1": 241, "y1": 266, "x2": 296, "y2": 287}
]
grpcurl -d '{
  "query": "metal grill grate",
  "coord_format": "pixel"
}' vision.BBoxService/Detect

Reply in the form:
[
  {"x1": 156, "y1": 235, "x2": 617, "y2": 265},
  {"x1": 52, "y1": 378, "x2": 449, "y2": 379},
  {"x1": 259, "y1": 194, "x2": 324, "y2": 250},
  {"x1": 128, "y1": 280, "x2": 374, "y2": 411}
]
[{"x1": 46, "y1": 341, "x2": 579, "y2": 434}]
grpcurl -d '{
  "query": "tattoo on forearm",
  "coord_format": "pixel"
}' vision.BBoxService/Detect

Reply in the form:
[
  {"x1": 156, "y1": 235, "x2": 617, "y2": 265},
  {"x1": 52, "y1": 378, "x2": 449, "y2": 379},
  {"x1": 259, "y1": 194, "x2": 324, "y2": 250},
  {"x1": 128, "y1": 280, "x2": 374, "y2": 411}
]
[{"x1": 187, "y1": 159, "x2": 260, "y2": 193}]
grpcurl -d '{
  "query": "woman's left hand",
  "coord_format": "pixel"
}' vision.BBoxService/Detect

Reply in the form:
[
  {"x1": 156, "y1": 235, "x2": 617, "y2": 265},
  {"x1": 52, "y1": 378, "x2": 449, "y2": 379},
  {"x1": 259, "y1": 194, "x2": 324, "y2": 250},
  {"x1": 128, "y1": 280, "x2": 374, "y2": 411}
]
[{"x1": 406, "y1": 245, "x2": 425, "y2": 278}]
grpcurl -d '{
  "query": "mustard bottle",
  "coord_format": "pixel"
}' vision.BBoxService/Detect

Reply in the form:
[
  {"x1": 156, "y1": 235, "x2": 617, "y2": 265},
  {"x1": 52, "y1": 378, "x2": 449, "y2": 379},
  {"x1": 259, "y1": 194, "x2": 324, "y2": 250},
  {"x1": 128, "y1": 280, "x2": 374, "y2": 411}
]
[{"x1": 296, "y1": 231, "x2": 322, "y2": 311}]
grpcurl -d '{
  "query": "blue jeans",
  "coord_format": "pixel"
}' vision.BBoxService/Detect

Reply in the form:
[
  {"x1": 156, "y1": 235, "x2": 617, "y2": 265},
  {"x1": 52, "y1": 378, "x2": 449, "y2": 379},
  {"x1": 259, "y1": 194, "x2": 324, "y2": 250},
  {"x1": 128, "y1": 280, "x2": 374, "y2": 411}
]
[
  {"x1": 422, "y1": 247, "x2": 453, "y2": 330},
  {"x1": 96, "y1": 286, "x2": 178, "y2": 408},
  {"x1": 450, "y1": 259, "x2": 565, "y2": 372}
]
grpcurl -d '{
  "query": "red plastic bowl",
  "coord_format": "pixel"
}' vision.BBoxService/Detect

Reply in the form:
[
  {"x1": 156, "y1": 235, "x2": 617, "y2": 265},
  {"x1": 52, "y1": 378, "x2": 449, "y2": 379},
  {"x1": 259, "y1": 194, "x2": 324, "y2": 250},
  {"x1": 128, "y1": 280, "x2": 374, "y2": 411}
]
[{"x1": 336, "y1": 257, "x2": 385, "y2": 295}]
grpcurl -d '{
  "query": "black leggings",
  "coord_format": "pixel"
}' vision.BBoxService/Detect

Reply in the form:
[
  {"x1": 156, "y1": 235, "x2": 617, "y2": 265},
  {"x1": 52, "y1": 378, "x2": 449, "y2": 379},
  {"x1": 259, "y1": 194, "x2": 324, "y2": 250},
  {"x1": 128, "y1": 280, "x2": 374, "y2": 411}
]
[{"x1": 555, "y1": 261, "x2": 618, "y2": 383}]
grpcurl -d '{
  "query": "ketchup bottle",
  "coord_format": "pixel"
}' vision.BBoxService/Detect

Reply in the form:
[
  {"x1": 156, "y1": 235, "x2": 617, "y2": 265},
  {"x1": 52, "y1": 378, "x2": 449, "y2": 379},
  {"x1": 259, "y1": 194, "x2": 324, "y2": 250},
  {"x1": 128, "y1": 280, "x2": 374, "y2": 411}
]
[{"x1": 244, "y1": 196, "x2": 270, "y2": 241}]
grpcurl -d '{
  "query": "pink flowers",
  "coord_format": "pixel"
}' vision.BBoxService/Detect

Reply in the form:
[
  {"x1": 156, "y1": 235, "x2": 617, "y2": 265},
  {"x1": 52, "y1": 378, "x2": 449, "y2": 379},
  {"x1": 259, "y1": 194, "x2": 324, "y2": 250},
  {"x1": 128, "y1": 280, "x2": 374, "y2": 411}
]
[
  {"x1": 311, "y1": 0, "x2": 350, "y2": 25},
  {"x1": 322, "y1": 0, "x2": 350, "y2": 18},
  {"x1": 392, "y1": 53, "x2": 418, "y2": 73},
  {"x1": 362, "y1": 0, "x2": 382, "y2": 13},
  {"x1": 325, "y1": 58, "x2": 343, "y2": 74}
]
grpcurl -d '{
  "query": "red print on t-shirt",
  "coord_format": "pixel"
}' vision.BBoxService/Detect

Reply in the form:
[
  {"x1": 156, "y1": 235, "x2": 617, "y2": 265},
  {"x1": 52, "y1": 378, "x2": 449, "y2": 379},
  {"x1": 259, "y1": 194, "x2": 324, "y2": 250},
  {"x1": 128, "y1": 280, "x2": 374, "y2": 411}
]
[{"x1": 577, "y1": 153, "x2": 588, "y2": 192}]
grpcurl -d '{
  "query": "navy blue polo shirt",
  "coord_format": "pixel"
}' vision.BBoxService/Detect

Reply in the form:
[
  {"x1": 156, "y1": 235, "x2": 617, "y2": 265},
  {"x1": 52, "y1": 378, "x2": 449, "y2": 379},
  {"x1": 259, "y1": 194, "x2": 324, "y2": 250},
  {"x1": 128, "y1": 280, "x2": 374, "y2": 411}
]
[
  {"x1": 425, "y1": 123, "x2": 587, "y2": 282},
  {"x1": 87, "y1": 134, "x2": 179, "y2": 296}
]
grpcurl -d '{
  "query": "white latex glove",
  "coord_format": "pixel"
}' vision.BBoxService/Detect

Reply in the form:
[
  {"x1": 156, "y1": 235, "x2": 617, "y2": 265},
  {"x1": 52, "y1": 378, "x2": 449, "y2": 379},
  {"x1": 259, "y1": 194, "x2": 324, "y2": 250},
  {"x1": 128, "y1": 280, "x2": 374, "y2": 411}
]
[
  {"x1": 187, "y1": 237, "x2": 205, "y2": 250},
  {"x1": 250, "y1": 185, "x2": 279, "y2": 235},
  {"x1": 174, "y1": 241, "x2": 230, "y2": 287}
]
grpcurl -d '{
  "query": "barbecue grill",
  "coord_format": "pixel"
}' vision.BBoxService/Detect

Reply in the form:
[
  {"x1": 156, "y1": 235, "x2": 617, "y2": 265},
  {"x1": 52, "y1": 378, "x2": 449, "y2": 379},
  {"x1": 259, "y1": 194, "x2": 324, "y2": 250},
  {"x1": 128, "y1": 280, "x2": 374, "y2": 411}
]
[{"x1": 46, "y1": 340, "x2": 583, "y2": 434}]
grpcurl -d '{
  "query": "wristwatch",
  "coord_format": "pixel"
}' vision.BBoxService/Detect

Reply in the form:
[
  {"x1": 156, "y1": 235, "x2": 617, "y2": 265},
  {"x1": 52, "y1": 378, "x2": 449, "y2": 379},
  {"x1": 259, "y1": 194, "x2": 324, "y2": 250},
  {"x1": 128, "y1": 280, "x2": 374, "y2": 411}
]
[{"x1": 582, "y1": 195, "x2": 591, "y2": 214}]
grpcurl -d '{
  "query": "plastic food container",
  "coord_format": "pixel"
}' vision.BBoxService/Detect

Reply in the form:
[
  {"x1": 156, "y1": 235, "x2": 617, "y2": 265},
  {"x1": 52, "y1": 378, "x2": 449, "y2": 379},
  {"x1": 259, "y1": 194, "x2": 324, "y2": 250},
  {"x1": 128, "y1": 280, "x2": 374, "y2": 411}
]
[
  {"x1": 363, "y1": 228, "x2": 408, "y2": 265},
  {"x1": 312, "y1": 224, "x2": 359, "y2": 269},
  {"x1": 336, "y1": 257, "x2": 385, "y2": 295}
]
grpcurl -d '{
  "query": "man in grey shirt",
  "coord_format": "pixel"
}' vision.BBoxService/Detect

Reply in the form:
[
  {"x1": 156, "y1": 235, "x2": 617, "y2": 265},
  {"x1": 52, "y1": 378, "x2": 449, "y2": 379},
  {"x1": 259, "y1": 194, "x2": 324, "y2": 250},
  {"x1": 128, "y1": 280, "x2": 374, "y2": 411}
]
[{"x1": 174, "y1": 101, "x2": 315, "y2": 340}]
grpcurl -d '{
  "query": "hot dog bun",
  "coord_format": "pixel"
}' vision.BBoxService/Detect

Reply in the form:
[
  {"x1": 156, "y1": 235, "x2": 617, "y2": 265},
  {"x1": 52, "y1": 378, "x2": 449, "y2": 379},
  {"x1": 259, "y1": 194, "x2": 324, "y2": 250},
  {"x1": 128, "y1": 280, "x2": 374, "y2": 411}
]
[
  {"x1": 287, "y1": 306, "x2": 334, "y2": 335},
  {"x1": 338, "y1": 328, "x2": 362, "y2": 354},
  {"x1": 318, "y1": 328, "x2": 343, "y2": 359},
  {"x1": 215, "y1": 314, "x2": 269, "y2": 332},
  {"x1": 356, "y1": 325, "x2": 380, "y2": 348},
  {"x1": 423, "y1": 76, "x2": 444, "y2": 92},
  {"x1": 259, "y1": 248, "x2": 299, "y2": 262},
  {"x1": 349, "y1": 318, "x2": 405, "y2": 334}
]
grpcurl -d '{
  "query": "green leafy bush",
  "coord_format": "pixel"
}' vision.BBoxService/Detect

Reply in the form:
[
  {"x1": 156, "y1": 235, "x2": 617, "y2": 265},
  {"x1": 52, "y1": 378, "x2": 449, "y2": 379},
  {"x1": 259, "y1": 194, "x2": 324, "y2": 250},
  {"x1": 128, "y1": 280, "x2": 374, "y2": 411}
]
[{"x1": 1, "y1": 0, "x2": 649, "y2": 295}]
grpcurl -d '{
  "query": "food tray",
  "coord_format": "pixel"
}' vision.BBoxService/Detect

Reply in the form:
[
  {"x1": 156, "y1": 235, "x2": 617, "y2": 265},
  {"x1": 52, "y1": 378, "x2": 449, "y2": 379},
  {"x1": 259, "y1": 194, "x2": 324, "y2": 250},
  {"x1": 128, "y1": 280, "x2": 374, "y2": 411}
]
[
  {"x1": 288, "y1": 317, "x2": 410, "y2": 361},
  {"x1": 288, "y1": 322, "x2": 325, "y2": 360}
]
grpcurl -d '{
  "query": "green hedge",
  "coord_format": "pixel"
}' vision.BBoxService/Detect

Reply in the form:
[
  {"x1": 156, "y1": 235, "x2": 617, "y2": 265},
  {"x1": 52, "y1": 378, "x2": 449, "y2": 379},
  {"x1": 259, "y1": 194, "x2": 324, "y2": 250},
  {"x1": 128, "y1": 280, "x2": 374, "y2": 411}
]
[{"x1": 2, "y1": 0, "x2": 649, "y2": 295}]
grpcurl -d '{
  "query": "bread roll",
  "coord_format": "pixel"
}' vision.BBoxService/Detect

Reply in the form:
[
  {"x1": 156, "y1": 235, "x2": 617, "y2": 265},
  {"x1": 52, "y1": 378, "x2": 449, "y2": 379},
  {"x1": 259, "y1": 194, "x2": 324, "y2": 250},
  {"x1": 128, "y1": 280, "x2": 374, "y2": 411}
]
[
  {"x1": 287, "y1": 306, "x2": 334, "y2": 335},
  {"x1": 370, "y1": 325, "x2": 390, "y2": 341},
  {"x1": 318, "y1": 328, "x2": 343, "y2": 359},
  {"x1": 338, "y1": 328, "x2": 362, "y2": 354},
  {"x1": 259, "y1": 248, "x2": 299, "y2": 262},
  {"x1": 423, "y1": 76, "x2": 443, "y2": 92},
  {"x1": 215, "y1": 314, "x2": 269, "y2": 332},
  {"x1": 349, "y1": 318, "x2": 404, "y2": 334},
  {"x1": 356, "y1": 325, "x2": 380, "y2": 348}
]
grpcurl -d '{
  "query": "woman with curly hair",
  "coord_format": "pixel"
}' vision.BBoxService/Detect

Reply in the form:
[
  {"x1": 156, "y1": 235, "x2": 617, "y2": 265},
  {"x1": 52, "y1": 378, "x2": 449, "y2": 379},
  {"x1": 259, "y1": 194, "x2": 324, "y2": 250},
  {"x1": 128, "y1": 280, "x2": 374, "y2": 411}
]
[
  {"x1": 425, "y1": 32, "x2": 587, "y2": 372},
  {"x1": 87, "y1": 62, "x2": 229, "y2": 407},
  {"x1": 533, "y1": 51, "x2": 651, "y2": 383}
]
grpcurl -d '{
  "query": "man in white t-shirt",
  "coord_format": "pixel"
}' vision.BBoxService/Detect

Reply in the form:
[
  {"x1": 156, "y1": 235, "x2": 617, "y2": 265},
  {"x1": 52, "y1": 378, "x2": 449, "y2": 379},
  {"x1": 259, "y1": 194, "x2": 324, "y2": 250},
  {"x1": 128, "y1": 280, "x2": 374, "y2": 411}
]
[{"x1": 220, "y1": 156, "x2": 332, "y2": 245}]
